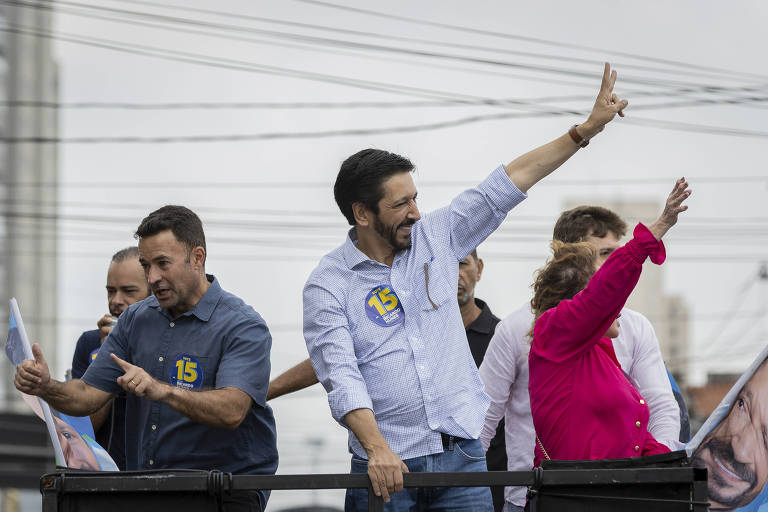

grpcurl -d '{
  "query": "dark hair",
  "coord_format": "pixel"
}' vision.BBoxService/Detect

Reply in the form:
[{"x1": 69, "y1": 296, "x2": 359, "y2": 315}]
[
  {"x1": 334, "y1": 149, "x2": 414, "y2": 225},
  {"x1": 111, "y1": 246, "x2": 139, "y2": 263},
  {"x1": 469, "y1": 248, "x2": 479, "y2": 261},
  {"x1": 135, "y1": 206, "x2": 206, "y2": 263},
  {"x1": 553, "y1": 206, "x2": 627, "y2": 243},
  {"x1": 529, "y1": 241, "x2": 597, "y2": 336}
]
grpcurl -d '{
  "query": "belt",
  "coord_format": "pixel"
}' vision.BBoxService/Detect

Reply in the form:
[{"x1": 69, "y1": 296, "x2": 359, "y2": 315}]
[{"x1": 440, "y1": 432, "x2": 464, "y2": 451}]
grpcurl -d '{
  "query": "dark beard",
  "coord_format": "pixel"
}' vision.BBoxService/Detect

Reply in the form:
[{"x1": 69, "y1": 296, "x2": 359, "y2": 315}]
[
  {"x1": 692, "y1": 436, "x2": 758, "y2": 509},
  {"x1": 373, "y1": 215, "x2": 414, "y2": 251}
]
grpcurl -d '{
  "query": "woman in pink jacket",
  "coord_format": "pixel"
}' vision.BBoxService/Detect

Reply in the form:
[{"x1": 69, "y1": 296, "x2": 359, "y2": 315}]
[{"x1": 528, "y1": 178, "x2": 691, "y2": 466}]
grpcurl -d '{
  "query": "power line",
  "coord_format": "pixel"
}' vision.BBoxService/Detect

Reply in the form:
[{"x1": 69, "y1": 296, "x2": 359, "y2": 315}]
[
  {"x1": 7, "y1": 198, "x2": 768, "y2": 224},
  {"x1": 293, "y1": 0, "x2": 768, "y2": 82},
  {"x1": 3, "y1": 0, "x2": 605, "y2": 88},
  {"x1": 3, "y1": 95, "x2": 768, "y2": 143},
  {"x1": 9, "y1": 0, "x2": 754, "y2": 90},
  {"x1": 101, "y1": 0, "x2": 764, "y2": 85},
  {"x1": 0, "y1": 24, "x2": 492, "y2": 104},
  {"x1": 624, "y1": 116, "x2": 768, "y2": 138},
  {"x1": 7, "y1": 246, "x2": 767, "y2": 264},
  {"x1": 8, "y1": 175, "x2": 768, "y2": 189},
  {"x1": 5, "y1": 210, "x2": 768, "y2": 246},
  {"x1": 3, "y1": 84, "x2": 767, "y2": 110}
]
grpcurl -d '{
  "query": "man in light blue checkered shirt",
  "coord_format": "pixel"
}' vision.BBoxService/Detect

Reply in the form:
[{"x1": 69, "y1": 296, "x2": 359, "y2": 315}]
[{"x1": 303, "y1": 64, "x2": 629, "y2": 511}]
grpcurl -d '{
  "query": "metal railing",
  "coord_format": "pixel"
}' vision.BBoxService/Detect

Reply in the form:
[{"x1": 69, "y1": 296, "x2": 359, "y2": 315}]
[{"x1": 40, "y1": 466, "x2": 709, "y2": 512}]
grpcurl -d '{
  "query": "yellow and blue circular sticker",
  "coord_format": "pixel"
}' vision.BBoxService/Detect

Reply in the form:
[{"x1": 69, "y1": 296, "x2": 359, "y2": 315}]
[
  {"x1": 365, "y1": 285, "x2": 404, "y2": 327},
  {"x1": 169, "y1": 354, "x2": 204, "y2": 390},
  {"x1": 89, "y1": 348, "x2": 100, "y2": 363}
]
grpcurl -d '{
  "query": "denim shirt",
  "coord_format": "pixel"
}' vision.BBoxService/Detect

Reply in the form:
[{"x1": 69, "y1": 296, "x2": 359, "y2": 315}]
[{"x1": 83, "y1": 275, "x2": 278, "y2": 479}]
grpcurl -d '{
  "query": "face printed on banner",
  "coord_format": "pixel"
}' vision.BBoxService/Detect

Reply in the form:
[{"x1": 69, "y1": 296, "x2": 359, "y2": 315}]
[
  {"x1": 106, "y1": 257, "x2": 150, "y2": 317},
  {"x1": 55, "y1": 416, "x2": 100, "y2": 470},
  {"x1": 457, "y1": 253, "x2": 483, "y2": 306},
  {"x1": 139, "y1": 230, "x2": 204, "y2": 317},
  {"x1": 692, "y1": 361, "x2": 768, "y2": 511},
  {"x1": 370, "y1": 173, "x2": 421, "y2": 251}
]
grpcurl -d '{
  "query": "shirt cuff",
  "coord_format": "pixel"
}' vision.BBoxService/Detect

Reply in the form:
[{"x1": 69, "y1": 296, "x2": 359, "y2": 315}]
[
  {"x1": 477, "y1": 165, "x2": 528, "y2": 213},
  {"x1": 627, "y1": 223, "x2": 666, "y2": 265},
  {"x1": 328, "y1": 386, "x2": 374, "y2": 424}
]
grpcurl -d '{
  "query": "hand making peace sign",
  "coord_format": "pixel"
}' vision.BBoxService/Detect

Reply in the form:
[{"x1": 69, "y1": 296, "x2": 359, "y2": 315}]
[{"x1": 579, "y1": 62, "x2": 629, "y2": 139}]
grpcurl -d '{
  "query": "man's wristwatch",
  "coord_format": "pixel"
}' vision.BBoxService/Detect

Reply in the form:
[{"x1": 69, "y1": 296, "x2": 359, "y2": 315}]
[{"x1": 568, "y1": 124, "x2": 590, "y2": 148}]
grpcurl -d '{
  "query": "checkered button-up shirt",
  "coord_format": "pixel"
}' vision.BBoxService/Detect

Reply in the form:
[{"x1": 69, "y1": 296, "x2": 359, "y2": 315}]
[{"x1": 303, "y1": 166, "x2": 526, "y2": 460}]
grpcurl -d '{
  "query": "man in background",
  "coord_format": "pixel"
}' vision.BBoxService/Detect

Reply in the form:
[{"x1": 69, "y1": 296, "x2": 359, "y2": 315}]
[
  {"x1": 457, "y1": 249, "x2": 507, "y2": 511},
  {"x1": 71, "y1": 246, "x2": 150, "y2": 470}
]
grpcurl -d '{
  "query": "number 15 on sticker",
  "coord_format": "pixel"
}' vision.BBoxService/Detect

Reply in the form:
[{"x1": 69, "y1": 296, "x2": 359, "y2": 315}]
[{"x1": 368, "y1": 287, "x2": 398, "y2": 315}]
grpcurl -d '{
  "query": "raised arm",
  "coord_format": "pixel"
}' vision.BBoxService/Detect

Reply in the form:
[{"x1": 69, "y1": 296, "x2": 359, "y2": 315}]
[
  {"x1": 535, "y1": 179, "x2": 691, "y2": 361},
  {"x1": 505, "y1": 63, "x2": 628, "y2": 193},
  {"x1": 15, "y1": 343, "x2": 113, "y2": 416}
]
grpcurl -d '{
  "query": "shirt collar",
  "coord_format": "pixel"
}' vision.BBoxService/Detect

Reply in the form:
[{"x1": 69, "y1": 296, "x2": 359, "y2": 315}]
[
  {"x1": 342, "y1": 227, "x2": 372, "y2": 269},
  {"x1": 148, "y1": 274, "x2": 221, "y2": 322},
  {"x1": 465, "y1": 298, "x2": 497, "y2": 334}
]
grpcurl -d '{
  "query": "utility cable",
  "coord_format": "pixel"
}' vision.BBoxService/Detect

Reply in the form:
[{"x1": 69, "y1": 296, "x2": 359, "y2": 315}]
[
  {"x1": 7, "y1": 0, "x2": 755, "y2": 90},
  {"x1": 3, "y1": 95, "x2": 768, "y2": 144},
  {"x1": 100, "y1": 0, "x2": 764, "y2": 85},
  {"x1": 3, "y1": 84, "x2": 767, "y2": 110},
  {"x1": 293, "y1": 0, "x2": 768, "y2": 81}
]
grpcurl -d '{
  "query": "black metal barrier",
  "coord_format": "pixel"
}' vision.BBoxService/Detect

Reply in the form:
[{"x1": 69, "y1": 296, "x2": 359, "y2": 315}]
[{"x1": 40, "y1": 465, "x2": 708, "y2": 512}]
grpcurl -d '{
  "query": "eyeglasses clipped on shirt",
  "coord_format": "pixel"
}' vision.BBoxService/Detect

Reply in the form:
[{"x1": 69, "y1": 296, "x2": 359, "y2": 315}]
[{"x1": 423, "y1": 261, "x2": 439, "y2": 311}]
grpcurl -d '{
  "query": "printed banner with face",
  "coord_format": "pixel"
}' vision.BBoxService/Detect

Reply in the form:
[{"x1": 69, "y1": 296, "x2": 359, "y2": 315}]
[
  {"x1": 5, "y1": 298, "x2": 118, "y2": 471},
  {"x1": 688, "y1": 345, "x2": 768, "y2": 512}
]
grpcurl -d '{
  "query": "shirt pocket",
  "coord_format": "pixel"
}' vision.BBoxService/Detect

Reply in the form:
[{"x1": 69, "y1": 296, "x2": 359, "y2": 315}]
[{"x1": 166, "y1": 353, "x2": 212, "y2": 391}]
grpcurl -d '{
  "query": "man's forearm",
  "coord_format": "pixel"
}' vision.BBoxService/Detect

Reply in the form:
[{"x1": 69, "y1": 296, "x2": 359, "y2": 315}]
[
  {"x1": 267, "y1": 358, "x2": 319, "y2": 400},
  {"x1": 161, "y1": 385, "x2": 252, "y2": 430},
  {"x1": 40, "y1": 379, "x2": 109, "y2": 416},
  {"x1": 345, "y1": 408, "x2": 390, "y2": 455},
  {"x1": 503, "y1": 121, "x2": 601, "y2": 193}
]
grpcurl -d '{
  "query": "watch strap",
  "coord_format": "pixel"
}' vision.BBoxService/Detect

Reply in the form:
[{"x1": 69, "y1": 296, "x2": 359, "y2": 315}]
[{"x1": 568, "y1": 124, "x2": 589, "y2": 148}]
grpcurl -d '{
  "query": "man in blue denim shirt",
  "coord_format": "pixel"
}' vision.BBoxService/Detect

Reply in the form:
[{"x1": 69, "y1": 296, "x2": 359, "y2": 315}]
[
  {"x1": 15, "y1": 206, "x2": 277, "y2": 512},
  {"x1": 303, "y1": 64, "x2": 630, "y2": 511}
]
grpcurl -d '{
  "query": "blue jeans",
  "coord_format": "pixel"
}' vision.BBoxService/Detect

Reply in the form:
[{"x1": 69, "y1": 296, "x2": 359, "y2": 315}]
[
  {"x1": 345, "y1": 438, "x2": 494, "y2": 512},
  {"x1": 502, "y1": 504, "x2": 524, "y2": 512}
]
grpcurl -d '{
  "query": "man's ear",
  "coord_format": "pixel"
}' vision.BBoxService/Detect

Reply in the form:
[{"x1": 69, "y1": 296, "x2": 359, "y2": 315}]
[
  {"x1": 352, "y1": 202, "x2": 370, "y2": 227},
  {"x1": 190, "y1": 246, "x2": 206, "y2": 269},
  {"x1": 476, "y1": 258, "x2": 484, "y2": 281}
]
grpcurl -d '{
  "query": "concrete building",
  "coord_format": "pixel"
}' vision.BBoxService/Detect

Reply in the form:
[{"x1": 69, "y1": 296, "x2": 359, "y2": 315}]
[
  {"x1": 0, "y1": 3, "x2": 59, "y2": 411},
  {"x1": 563, "y1": 199, "x2": 691, "y2": 385}
]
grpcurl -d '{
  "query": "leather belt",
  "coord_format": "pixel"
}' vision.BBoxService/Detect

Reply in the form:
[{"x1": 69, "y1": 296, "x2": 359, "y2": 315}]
[{"x1": 440, "y1": 432, "x2": 464, "y2": 451}]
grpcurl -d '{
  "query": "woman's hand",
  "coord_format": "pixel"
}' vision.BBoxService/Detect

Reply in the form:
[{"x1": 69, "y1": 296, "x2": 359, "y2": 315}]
[{"x1": 648, "y1": 178, "x2": 691, "y2": 240}]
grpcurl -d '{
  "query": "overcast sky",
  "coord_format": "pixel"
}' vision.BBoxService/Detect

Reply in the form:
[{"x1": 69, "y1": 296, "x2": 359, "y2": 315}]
[{"x1": 26, "y1": 0, "x2": 768, "y2": 506}]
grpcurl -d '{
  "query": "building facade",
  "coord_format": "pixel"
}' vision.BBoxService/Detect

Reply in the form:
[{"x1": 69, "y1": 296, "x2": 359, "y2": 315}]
[{"x1": 0, "y1": 3, "x2": 59, "y2": 411}]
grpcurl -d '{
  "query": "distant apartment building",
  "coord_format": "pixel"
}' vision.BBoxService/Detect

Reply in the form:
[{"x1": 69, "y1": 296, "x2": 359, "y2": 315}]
[{"x1": 0, "y1": 3, "x2": 59, "y2": 410}]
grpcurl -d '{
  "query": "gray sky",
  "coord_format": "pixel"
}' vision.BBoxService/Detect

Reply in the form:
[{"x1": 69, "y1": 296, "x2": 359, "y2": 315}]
[{"x1": 34, "y1": 0, "x2": 768, "y2": 505}]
